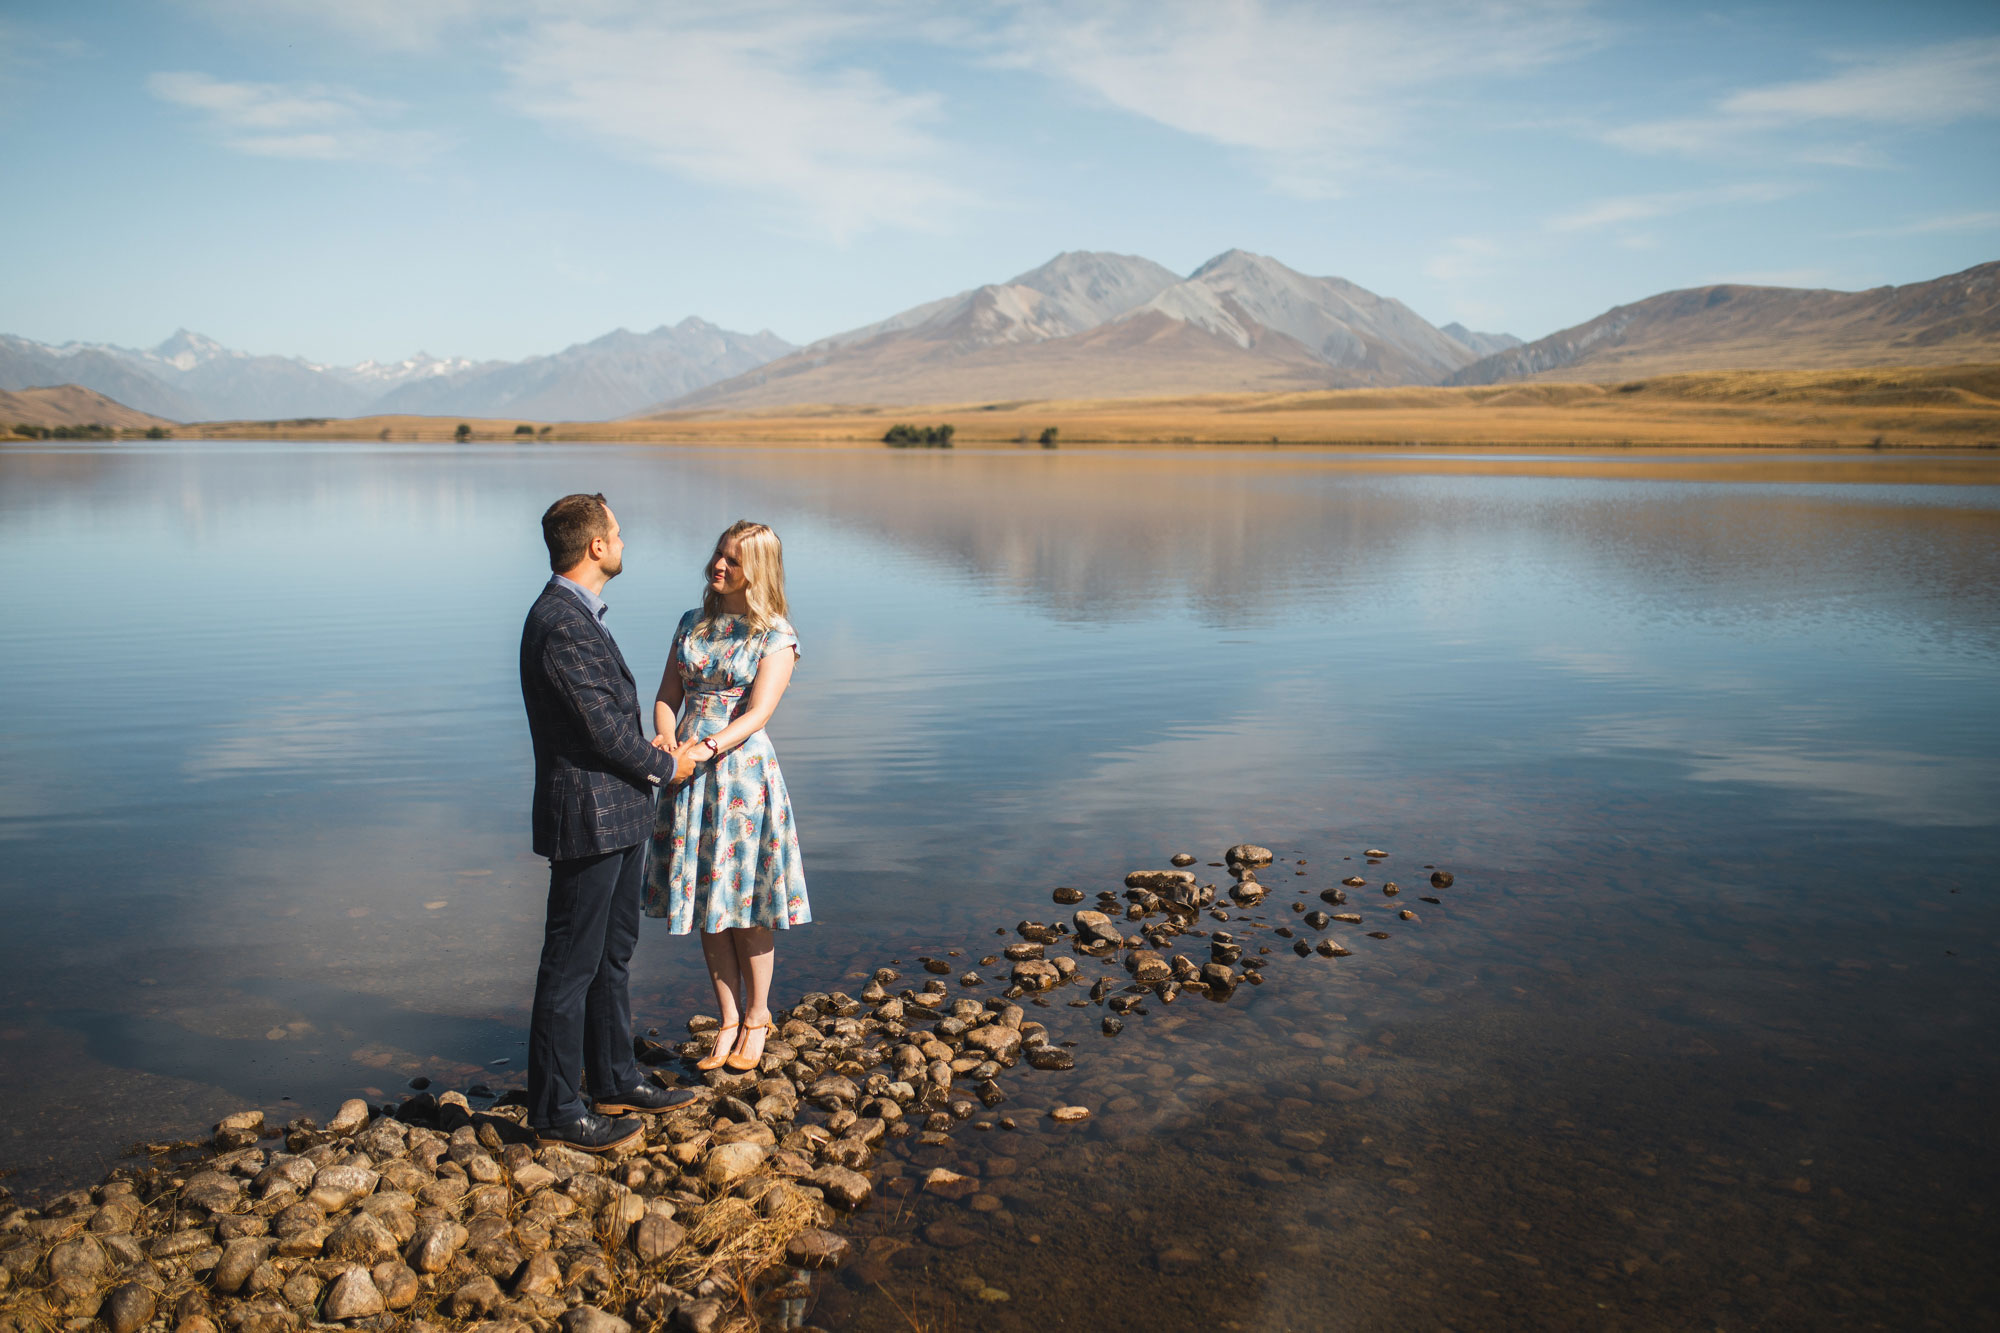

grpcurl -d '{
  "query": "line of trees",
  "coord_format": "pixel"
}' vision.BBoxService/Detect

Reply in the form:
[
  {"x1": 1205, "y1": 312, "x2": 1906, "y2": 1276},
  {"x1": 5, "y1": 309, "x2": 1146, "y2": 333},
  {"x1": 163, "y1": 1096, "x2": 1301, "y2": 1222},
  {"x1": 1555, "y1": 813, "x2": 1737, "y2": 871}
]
[
  {"x1": 451, "y1": 423, "x2": 554, "y2": 442},
  {"x1": 883, "y1": 423, "x2": 955, "y2": 448},
  {"x1": 11, "y1": 423, "x2": 124, "y2": 439}
]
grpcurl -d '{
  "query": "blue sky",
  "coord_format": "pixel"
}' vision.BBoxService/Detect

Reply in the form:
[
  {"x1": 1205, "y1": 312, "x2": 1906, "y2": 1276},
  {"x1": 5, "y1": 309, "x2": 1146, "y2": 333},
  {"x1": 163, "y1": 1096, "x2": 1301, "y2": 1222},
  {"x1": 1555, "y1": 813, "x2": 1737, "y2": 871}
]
[{"x1": 3, "y1": 0, "x2": 1997, "y2": 364}]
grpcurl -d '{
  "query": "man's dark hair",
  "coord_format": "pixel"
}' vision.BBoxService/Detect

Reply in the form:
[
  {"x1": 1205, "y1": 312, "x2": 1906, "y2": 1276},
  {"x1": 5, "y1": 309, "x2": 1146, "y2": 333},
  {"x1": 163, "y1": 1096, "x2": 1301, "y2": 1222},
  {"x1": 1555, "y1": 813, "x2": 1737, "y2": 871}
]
[{"x1": 542, "y1": 493, "x2": 610, "y2": 572}]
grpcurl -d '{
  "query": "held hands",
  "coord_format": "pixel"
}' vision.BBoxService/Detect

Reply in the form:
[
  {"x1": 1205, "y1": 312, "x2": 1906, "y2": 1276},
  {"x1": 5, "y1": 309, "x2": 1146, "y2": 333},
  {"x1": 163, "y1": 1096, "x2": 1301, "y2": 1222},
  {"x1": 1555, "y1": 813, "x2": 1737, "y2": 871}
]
[
  {"x1": 671, "y1": 743, "x2": 700, "y2": 785},
  {"x1": 652, "y1": 730, "x2": 711, "y2": 786}
]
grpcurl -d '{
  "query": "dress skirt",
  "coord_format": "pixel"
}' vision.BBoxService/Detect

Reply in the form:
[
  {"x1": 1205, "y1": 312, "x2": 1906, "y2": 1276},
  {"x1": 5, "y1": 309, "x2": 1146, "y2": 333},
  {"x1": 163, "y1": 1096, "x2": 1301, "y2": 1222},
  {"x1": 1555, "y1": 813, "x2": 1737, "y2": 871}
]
[{"x1": 645, "y1": 609, "x2": 811, "y2": 933}]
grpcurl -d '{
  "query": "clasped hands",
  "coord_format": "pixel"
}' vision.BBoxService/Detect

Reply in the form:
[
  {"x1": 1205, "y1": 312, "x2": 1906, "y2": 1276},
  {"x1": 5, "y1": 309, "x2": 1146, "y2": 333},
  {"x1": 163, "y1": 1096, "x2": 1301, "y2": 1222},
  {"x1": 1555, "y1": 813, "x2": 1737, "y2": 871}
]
[{"x1": 652, "y1": 730, "x2": 710, "y2": 784}]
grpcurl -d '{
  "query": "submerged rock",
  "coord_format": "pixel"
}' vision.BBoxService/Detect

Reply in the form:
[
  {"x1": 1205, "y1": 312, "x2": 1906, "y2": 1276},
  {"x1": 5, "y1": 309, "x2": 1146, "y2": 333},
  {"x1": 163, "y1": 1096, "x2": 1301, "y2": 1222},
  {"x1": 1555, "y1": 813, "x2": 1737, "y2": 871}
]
[
  {"x1": 786, "y1": 1228, "x2": 850, "y2": 1269},
  {"x1": 1125, "y1": 869, "x2": 1197, "y2": 891}
]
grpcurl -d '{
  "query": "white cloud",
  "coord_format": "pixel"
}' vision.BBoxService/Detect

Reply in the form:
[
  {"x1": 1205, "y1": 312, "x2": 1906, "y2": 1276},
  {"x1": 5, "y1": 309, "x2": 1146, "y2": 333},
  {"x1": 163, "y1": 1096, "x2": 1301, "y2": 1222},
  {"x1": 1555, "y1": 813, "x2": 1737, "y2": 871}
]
[
  {"x1": 501, "y1": 5, "x2": 971, "y2": 239},
  {"x1": 1423, "y1": 236, "x2": 1500, "y2": 281},
  {"x1": 1604, "y1": 37, "x2": 2000, "y2": 159},
  {"x1": 187, "y1": 0, "x2": 500, "y2": 53},
  {"x1": 1548, "y1": 182, "x2": 1797, "y2": 231},
  {"x1": 1840, "y1": 210, "x2": 2000, "y2": 239},
  {"x1": 146, "y1": 71, "x2": 445, "y2": 163},
  {"x1": 1719, "y1": 38, "x2": 2000, "y2": 125},
  {"x1": 986, "y1": 0, "x2": 1604, "y2": 194}
]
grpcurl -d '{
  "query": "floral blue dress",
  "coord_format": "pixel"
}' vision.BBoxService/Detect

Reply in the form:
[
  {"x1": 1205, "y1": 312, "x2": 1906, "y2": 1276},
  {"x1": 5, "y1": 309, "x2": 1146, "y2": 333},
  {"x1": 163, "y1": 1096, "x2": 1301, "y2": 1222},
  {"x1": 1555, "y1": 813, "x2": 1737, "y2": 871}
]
[{"x1": 646, "y1": 609, "x2": 811, "y2": 933}]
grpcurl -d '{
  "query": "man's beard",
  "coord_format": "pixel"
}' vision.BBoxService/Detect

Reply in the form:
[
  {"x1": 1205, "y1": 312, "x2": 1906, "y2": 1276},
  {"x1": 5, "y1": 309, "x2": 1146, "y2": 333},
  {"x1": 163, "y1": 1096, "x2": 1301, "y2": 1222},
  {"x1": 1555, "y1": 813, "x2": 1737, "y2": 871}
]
[{"x1": 602, "y1": 552, "x2": 623, "y2": 579}]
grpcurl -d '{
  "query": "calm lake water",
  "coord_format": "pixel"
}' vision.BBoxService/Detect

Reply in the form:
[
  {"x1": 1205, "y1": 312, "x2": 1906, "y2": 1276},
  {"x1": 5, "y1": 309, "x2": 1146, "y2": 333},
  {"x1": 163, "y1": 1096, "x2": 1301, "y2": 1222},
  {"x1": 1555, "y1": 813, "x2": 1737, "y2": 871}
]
[{"x1": 2, "y1": 441, "x2": 1997, "y2": 1328}]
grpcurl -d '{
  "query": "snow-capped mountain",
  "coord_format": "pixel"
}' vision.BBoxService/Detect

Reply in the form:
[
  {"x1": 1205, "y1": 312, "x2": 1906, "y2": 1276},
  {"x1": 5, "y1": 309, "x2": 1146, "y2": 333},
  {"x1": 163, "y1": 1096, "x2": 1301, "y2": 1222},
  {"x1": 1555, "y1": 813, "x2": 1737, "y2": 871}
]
[
  {"x1": 333, "y1": 352, "x2": 487, "y2": 389},
  {"x1": 0, "y1": 322, "x2": 794, "y2": 422}
]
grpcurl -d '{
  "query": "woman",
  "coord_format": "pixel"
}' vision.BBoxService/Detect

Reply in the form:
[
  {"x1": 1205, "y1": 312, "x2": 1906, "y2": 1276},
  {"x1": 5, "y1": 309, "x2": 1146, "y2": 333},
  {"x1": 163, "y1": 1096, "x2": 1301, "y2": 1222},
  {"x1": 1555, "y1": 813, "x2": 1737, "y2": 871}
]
[{"x1": 647, "y1": 520, "x2": 810, "y2": 1074}]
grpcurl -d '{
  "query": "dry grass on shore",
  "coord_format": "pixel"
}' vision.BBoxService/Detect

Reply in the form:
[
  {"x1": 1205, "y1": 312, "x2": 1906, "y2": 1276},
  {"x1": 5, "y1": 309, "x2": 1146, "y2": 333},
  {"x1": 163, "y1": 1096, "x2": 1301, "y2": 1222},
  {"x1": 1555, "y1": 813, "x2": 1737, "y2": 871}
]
[{"x1": 172, "y1": 363, "x2": 2000, "y2": 454}]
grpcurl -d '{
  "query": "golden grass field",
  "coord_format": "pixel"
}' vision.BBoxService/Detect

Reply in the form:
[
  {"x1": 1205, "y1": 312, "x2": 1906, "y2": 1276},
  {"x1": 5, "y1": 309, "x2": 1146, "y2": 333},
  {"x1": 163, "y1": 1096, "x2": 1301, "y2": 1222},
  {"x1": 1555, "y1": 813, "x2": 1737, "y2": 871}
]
[{"x1": 172, "y1": 362, "x2": 2000, "y2": 451}]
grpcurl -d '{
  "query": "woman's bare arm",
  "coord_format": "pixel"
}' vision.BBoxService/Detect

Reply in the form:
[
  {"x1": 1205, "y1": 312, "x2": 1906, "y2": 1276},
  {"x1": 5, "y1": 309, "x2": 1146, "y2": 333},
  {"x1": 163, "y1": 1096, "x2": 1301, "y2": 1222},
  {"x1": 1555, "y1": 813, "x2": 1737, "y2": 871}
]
[
  {"x1": 652, "y1": 640, "x2": 686, "y2": 748},
  {"x1": 695, "y1": 645, "x2": 797, "y2": 755}
]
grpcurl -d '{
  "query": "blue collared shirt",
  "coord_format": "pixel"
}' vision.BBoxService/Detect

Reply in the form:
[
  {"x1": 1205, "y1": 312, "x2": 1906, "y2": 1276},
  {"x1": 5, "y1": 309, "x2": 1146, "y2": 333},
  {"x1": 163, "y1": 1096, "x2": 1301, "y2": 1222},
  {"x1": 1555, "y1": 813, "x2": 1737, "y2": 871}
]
[{"x1": 550, "y1": 574, "x2": 607, "y2": 622}]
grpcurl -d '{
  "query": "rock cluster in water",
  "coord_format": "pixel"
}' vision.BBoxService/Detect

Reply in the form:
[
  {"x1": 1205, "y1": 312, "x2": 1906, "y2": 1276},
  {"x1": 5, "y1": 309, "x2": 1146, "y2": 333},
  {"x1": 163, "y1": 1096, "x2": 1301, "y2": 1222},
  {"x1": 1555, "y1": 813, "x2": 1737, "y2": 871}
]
[{"x1": 0, "y1": 843, "x2": 1457, "y2": 1333}]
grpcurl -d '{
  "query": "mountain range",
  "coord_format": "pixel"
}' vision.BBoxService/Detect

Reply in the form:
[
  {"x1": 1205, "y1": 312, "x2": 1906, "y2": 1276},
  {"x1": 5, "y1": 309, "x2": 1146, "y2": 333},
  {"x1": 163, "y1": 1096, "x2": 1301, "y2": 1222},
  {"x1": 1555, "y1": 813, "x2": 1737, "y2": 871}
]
[
  {"x1": 0, "y1": 320, "x2": 795, "y2": 423},
  {"x1": 663, "y1": 250, "x2": 1517, "y2": 412},
  {"x1": 6, "y1": 251, "x2": 1995, "y2": 423},
  {"x1": 1447, "y1": 261, "x2": 2000, "y2": 385}
]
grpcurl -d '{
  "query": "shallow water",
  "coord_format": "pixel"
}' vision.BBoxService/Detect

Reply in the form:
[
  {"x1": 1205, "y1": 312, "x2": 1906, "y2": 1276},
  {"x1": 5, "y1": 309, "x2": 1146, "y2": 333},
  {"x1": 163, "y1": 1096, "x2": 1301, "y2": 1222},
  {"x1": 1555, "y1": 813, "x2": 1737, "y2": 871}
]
[{"x1": 2, "y1": 442, "x2": 1997, "y2": 1326}]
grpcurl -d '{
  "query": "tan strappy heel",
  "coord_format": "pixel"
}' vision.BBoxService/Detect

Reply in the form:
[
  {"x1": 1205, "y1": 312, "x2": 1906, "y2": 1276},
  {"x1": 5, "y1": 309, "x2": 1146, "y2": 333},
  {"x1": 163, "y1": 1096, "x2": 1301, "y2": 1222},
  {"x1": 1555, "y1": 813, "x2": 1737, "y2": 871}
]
[
  {"x1": 723, "y1": 1020, "x2": 771, "y2": 1072},
  {"x1": 695, "y1": 1023, "x2": 740, "y2": 1071}
]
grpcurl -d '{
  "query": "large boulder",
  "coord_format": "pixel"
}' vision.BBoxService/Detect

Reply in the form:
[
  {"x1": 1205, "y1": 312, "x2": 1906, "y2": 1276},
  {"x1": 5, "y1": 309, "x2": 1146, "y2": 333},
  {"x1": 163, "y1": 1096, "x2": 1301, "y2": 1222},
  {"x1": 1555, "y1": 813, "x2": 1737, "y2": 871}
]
[
  {"x1": 322, "y1": 1267, "x2": 385, "y2": 1321},
  {"x1": 964, "y1": 1025, "x2": 1022, "y2": 1060},
  {"x1": 322, "y1": 1211, "x2": 399, "y2": 1264},
  {"x1": 1009, "y1": 960, "x2": 1059, "y2": 991},
  {"x1": 1072, "y1": 910, "x2": 1123, "y2": 945},
  {"x1": 327, "y1": 1099, "x2": 372, "y2": 1136},
  {"x1": 785, "y1": 1228, "x2": 850, "y2": 1269},
  {"x1": 701, "y1": 1141, "x2": 767, "y2": 1190},
  {"x1": 808, "y1": 1165, "x2": 871, "y2": 1210},
  {"x1": 560, "y1": 1308, "x2": 633, "y2": 1333}
]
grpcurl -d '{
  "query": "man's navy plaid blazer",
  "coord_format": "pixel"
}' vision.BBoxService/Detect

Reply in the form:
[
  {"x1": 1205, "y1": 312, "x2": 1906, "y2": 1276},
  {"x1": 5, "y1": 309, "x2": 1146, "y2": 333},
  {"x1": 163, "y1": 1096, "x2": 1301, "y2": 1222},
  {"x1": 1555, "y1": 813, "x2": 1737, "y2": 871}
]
[{"x1": 520, "y1": 580, "x2": 676, "y2": 861}]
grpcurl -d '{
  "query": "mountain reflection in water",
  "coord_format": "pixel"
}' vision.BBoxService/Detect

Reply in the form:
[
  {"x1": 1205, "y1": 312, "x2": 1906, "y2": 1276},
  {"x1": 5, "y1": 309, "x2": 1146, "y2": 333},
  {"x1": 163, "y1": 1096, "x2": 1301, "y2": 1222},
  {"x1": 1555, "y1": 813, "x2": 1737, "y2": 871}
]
[{"x1": 0, "y1": 442, "x2": 1994, "y2": 1328}]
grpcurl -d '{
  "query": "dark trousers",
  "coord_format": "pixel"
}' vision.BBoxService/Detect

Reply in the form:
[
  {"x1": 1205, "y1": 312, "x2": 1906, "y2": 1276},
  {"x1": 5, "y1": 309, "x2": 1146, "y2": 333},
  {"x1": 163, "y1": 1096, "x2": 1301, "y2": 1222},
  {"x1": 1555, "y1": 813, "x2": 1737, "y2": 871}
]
[{"x1": 527, "y1": 841, "x2": 645, "y2": 1127}]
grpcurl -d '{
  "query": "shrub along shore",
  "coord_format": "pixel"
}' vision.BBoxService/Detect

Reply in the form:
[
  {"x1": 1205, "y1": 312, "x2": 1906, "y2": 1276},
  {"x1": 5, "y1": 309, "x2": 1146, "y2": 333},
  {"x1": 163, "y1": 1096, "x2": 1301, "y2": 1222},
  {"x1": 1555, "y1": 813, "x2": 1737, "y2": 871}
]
[{"x1": 121, "y1": 364, "x2": 2000, "y2": 455}]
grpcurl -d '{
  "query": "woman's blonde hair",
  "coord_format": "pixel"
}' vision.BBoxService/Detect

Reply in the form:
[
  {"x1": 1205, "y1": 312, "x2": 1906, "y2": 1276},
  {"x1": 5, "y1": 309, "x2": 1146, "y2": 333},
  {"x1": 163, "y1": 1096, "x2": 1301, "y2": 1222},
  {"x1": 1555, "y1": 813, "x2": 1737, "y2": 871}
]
[{"x1": 700, "y1": 520, "x2": 789, "y2": 633}]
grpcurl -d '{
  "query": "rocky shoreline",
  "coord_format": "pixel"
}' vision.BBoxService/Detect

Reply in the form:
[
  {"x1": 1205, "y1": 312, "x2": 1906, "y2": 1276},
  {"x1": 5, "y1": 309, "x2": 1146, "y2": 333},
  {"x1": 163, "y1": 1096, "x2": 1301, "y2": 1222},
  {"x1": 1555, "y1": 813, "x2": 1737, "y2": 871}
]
[{"x1": 0, "y1": 844, "x2": 1456, "y2": 1332}]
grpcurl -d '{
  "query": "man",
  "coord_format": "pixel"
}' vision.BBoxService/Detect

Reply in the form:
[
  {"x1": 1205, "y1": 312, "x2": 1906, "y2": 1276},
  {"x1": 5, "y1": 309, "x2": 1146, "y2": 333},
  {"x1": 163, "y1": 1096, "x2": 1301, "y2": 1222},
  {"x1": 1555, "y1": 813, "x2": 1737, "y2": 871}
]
[{"x1": 520, "y1": 493, "x2": 700, "y2": 1151}]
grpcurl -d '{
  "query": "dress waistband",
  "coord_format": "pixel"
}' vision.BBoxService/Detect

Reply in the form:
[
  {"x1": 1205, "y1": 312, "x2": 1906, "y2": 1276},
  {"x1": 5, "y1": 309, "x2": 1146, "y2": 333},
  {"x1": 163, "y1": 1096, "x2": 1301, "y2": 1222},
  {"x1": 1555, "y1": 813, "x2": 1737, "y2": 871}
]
[{"x1": 686, "y1": 683, "x2": 746, "y2": 699}]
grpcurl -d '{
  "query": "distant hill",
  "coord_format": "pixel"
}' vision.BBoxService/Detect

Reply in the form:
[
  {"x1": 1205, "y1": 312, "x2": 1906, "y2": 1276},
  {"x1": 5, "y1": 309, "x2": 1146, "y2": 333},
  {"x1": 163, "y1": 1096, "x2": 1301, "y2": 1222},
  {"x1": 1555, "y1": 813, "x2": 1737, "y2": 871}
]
[
  {"x1": 1440, "y1": 323, "x2": 1524, "y2": 358},
  {"x1": 371, "y1": 319, "x2": 795, "y2": 420},
  {"x1": 0, "y1": 336, "x2": 201, "y2": 420},
  {"x1": 656, "y1": 249, "x2": 1509, "y2": 412},
  {"x1": 0, "y1": 320, "x2": 795, "y2": 422},
  {"x1": 0, "y1": 384, "x2": 178, "y2": 430},
  {"x1": 1449, "y1": 261, "x2": 2000, "y2": 385}
]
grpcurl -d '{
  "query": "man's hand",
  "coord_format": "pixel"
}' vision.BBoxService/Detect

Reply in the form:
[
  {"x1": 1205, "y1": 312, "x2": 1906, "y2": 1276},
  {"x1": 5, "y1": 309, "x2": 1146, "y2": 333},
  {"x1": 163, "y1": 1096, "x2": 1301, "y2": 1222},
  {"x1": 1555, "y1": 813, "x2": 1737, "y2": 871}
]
[{"x1": 671, "y1": 742, "x2": 700, "y2": 785}]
